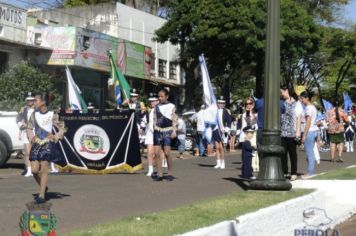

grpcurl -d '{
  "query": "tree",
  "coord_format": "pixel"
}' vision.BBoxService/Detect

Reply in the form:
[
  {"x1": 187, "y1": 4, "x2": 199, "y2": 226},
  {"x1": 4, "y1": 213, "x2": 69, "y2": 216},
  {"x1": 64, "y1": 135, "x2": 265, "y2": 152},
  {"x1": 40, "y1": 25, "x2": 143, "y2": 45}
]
[
  {"x1": 154, "y1": 0, "x2": 322, "y2": 106},
  {"x1": 0, "y1": 61, "x2": 62, "y2": 111},
  {"x1": 64, "y1": 0, "x2": 113, "y2": 7},
  {"x1": 63, "y1": 0, "x2": 171, "y2": 15},
  {"x1": 295, "y1": 0, "x2": 349, "y2": 23},
  {"x1": 310, "y1": 26, "x2": 356, "y2": 102},
  {"x1": 326, "y1": 26, "x2": 356, "y2": 99}
]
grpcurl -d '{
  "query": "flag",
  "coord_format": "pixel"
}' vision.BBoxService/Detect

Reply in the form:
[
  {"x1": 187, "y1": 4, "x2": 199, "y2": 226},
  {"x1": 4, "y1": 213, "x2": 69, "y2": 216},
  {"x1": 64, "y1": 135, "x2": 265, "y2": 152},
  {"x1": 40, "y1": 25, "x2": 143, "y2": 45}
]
[
  {"x1": 199, "y1": 54, "x2": 218, "y2": 143},
  {"x1": 343, "y1": 92, "x2": 353, "y2": 113},
  {"x1": 108, "y1": 51, "x2": 131, "y2": 106},
  {"x1": 65, "y1": 66, "x2": 87, "y2": 112},
  {"x1": 322, "y1": 99, "x2": 333, "y2": 112}
]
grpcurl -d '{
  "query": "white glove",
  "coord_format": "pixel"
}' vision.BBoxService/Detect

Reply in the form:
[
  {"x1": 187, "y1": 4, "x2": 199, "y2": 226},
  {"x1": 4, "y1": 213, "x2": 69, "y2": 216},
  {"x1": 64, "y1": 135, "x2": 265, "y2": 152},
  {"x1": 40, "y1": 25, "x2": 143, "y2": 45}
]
[{"x1": 224, "y1": 127, "x2": 230, "y2": 133}]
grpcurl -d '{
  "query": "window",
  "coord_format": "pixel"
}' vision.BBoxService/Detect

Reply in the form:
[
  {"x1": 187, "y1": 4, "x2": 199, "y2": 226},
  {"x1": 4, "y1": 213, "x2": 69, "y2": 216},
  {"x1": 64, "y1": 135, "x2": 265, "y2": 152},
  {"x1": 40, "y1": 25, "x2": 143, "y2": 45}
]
[
  {"x1": 34, "y1": 33, "x2": 42, "y2": 45},
  {"x1": 0, "y1": 51, "x2": 8, "y2": 74},
  {"x1": 158, "y1": 59, "x2": 166, "y2": 78},
  {"x1": 150, "y1": 53, "x2": 155, "y2": 72},
  {"x1": 83, "y1": 36, "x2": 90, "y2": 50},
  {"x1": 169, "y1": 63, "x2": 177, "y2": 80}
]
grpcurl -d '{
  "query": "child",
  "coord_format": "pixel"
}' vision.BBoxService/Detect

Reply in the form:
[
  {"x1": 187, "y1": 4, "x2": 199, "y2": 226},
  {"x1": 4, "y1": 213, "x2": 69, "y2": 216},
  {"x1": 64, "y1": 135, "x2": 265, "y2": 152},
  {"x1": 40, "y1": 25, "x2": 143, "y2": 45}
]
[
  {"x1": 241, "y1": 126, "x2": 256, "y2": 179},
  {"x1": 27, "y1": 92, "x2": 65, "y2": 204}
]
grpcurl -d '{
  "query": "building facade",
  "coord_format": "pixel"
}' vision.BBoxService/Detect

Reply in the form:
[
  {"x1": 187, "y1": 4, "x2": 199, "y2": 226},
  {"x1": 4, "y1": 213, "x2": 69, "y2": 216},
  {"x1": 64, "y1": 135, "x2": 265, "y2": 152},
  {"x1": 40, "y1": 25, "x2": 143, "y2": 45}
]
[
  {"x1": 28, "y1": 2, "x2": 183, "y2": 107},
  {"x1": 0, "y1": 3, "x2": 51, "y2": 74}
]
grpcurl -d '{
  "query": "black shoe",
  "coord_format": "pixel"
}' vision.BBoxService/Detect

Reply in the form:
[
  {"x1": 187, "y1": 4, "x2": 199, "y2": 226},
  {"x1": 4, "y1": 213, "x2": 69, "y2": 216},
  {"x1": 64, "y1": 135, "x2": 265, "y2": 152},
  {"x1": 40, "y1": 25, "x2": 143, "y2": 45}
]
[
  {"x1": 35, "y1": 197, "x2": 46, "y2": 204},
  {"x1": 153, "y1": 175, "x2": 164, "y2": 181},
  {"x1": 34, "y1": 187, "x2": 49, "y2": 201},
  {"x1": 166, "y1": 175, "x2": 175, "y2": 181},
  {"x1": 21, "y1": 169, "x2": 26, "y2": 175}
]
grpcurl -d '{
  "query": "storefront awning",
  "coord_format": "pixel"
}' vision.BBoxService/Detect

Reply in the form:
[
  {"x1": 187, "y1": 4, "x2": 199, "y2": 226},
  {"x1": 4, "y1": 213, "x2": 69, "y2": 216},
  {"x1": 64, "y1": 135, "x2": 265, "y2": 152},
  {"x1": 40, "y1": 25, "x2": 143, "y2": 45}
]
[
  {"x1": 144, "y1": 76, "x2": 181, "y2": 87},
  {"x1": 0, "y1": 38, "x2": 52, "y2": 51}
]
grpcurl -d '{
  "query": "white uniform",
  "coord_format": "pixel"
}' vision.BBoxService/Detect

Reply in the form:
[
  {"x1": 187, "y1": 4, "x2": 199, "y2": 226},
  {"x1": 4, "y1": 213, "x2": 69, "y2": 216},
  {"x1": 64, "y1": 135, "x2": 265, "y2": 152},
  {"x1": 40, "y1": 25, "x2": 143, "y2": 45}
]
[
  {"x1": 145, "y1": 109, "x2": 154, "y2": 145},
  {"x1": 18, "y1": 107, "x2": 34, "y2": 144}
]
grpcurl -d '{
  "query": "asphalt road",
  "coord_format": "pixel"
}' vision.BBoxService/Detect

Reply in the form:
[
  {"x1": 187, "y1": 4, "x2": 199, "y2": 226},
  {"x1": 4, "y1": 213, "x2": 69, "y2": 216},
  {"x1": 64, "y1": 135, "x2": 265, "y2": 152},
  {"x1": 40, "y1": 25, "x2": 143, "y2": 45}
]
[{"x1": 0, "y1": 148, "x2": 355, "y2": 235}]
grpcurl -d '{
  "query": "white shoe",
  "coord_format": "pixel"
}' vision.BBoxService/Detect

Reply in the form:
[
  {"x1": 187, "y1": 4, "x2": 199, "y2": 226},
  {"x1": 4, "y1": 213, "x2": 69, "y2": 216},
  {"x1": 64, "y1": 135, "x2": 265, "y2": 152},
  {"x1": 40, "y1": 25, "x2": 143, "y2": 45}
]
[
  {"x1": 350, "y1": 141, "x2": 354, "y2": 152},
  {"x1": 24, "y1": 172, "x2": 33, "y2": 177},
  {"x1": 346, "y1": 142, "x2": 350, "y2": 152},
  {"x1": 220, "y1": 161, "x2": 225, "y2": 169},
  {"x1": 50, "y1": 169, "x2": 59, "y2": 173},
  {"x1": 146, "y1": 166, "x2": 154, "y2": 176},
  {"x1": 214, "y1": 160, "x2": 221, "y2": 169},
  {"x1": 290, "y1": 175, "x2": 297, "y2": 181}
]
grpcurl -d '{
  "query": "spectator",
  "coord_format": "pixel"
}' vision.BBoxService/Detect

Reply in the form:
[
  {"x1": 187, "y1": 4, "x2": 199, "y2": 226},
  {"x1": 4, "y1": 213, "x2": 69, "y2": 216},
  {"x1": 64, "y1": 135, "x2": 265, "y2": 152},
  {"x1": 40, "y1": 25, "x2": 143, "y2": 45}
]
[
  {"x1": 191, "y1": 105, "x2": 207, "y2": 157},
  {"x1": 327, "y1": 101, "x2": 349, "y2": 162},
  {"x1": 229, "y1": 115, "x2": 238, "y2": 152},
  {"x1": 299, "y1": 91, "x2": 319, "y2": 179},
  {"x1": 177, "y1": 116, "x2": 186, "y2": 159},
  {"x1": 280, "y1": 85, "x2": 303, "y2": 181}
]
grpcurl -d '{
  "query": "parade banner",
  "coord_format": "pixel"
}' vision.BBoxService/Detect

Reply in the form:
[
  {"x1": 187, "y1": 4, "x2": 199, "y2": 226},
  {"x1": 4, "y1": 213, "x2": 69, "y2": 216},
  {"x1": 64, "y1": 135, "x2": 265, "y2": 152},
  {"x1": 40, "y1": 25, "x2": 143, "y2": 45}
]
[
  {"x1": 126, "y1": 41, "x2": 145, "y2": 79},
  {"x1": 75, "y1": 28, "x2": 118, "y2": 72},
  {"x1": 27, "y1": 26, "x2": 77, "y2": 65},
  {"x1": 55, "y1": 110, "x2": 142, "y2": 174}
]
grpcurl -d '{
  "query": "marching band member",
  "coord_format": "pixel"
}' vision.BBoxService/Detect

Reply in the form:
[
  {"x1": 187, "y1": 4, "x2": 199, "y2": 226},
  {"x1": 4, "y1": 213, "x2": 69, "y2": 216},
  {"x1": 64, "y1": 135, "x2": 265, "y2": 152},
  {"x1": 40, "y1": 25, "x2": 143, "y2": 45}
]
[
  {"x1": 345, "y1": 110, "x2": 355, "y2": 152},
  {"x1": 213, "y1": 96, "x2": 231, "y2": 169},
  {"x1": 27, "y1": 92, "x2": 66, "y2": 204},
  {"x1": 145, "y1": 92, "x2": 159, "y2": 176},
  {"x1": 152, "y1": 88, "x2": 177, "y2": 181},
  {"x1": 17, "y1": 92, "x2": 35, "y2": 177},
  {"x1": 122, "y1": 88, "x2": 147, "y2": 136}
]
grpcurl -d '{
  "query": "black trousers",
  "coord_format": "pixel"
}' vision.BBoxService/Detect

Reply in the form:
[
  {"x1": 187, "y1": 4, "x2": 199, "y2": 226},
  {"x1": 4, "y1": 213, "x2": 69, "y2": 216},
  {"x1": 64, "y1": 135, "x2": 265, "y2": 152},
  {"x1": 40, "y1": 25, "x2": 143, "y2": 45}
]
[{"x1": 281, "y1": 137, "x2": 298, "y2": 175}]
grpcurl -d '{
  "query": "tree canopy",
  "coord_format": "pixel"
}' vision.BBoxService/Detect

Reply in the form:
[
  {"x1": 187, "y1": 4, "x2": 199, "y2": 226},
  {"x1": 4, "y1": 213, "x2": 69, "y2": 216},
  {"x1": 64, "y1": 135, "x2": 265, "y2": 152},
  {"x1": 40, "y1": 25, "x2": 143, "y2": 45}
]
[
  {"x1": 155, "y1": 0, "x2": 323, "y2": 106},
  {"x1": 0, "y1": 62, "x2": 62, "y2": 111}
]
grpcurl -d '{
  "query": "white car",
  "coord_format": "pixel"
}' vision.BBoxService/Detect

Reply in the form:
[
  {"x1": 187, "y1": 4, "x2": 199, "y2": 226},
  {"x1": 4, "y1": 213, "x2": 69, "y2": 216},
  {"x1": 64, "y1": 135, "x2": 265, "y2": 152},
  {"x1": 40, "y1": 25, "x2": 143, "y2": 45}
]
[{"x1": 0, "y1": 111, "x2": 23, "y2": 167}]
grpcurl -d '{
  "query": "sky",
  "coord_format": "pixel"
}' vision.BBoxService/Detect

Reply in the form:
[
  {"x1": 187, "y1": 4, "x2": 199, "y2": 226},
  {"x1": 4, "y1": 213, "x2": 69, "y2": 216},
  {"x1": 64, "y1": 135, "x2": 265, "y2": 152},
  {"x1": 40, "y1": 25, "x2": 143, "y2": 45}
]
[
  {"x1": 341, "y1": 0, "x2": 356, "y2": 23},
  {"x1": 1, "y1": 0, "x2": 356, "y2": 24}
]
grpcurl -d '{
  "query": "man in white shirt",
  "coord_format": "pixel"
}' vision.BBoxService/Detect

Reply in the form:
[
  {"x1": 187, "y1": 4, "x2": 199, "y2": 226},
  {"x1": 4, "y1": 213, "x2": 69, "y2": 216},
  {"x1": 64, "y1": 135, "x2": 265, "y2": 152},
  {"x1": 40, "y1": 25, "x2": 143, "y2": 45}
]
[{"x1": 191, "y1": 105, "x2": 206, "y2": 156}]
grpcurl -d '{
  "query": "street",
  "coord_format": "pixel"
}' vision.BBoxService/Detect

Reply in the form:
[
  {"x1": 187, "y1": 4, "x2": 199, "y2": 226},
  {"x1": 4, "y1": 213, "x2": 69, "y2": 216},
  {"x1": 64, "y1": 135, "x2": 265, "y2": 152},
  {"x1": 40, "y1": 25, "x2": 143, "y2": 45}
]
[{"x1": 0, "y1": 149, "x2": 355, "y2": 235}]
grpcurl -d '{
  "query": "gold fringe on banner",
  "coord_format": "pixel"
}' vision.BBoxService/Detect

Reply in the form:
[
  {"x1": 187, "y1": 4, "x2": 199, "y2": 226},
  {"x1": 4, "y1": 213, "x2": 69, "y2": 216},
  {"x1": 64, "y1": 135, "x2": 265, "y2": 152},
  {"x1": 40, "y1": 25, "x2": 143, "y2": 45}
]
[{"x1": 55, "y1": 163, "x2": 143, "y2": 175}]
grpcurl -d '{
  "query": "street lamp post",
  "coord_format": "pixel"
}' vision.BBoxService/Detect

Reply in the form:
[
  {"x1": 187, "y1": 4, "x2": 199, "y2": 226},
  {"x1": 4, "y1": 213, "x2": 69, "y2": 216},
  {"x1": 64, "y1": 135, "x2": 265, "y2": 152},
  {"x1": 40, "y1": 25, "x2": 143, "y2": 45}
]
[{"x1": 249, "y1": 0, "x2": 292, "y2": 190}]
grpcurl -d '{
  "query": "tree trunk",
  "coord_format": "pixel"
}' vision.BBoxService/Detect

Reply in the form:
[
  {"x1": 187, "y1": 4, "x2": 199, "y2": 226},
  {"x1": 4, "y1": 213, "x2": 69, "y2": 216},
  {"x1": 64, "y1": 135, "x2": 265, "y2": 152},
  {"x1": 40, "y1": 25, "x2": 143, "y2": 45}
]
[
  {"x1": 223, "y1": 77, "x2": 231, "y2": 108},
  {"x1": 334, "y1": 59, "x2": 353, "y2": 100},
  {"x1": 255, "y1": 51, "x2": 264, "y2": 98}
]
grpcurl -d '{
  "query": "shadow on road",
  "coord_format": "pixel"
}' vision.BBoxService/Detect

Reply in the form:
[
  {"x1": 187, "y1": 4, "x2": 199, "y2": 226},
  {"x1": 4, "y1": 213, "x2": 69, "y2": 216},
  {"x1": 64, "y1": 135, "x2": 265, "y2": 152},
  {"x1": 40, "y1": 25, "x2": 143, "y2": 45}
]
[
  {"x1": 222, "y1": 177, "x2": 250, "y2": 191},
  {"x1": 1, "y1": 163, "x2": 23, "y2": 170},
  {"x1": 32, "y1": 192, "x2": 71, "y2": 201},
  {"x1": 232, "y1": 162, "x2": 242, "y2": 165},
  {"x1": 196, "y1": 164, "x2": 216, "y2": 168}
]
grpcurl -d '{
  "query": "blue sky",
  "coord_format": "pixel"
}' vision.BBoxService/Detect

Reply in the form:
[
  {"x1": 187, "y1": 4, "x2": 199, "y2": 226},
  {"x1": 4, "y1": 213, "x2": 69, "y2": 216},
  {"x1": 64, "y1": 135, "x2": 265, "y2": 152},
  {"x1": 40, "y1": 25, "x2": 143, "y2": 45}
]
[
  {"x1": 1, "y1": 0, "x2": 356, "y2": 23},
  {"x1": 342, "y1": 0, "x2": 356, "y2": 23}
]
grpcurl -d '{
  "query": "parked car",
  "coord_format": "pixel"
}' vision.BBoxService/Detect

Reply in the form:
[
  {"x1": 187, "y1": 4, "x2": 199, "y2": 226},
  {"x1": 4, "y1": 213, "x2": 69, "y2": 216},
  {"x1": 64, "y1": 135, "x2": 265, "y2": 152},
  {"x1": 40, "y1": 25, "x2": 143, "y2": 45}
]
[
  {"x1": 172, "y1": 112, "x2": 197, "y2": 151},
  {"x1": 0, "y1": 111, "x2": 23, "y2": 167}
]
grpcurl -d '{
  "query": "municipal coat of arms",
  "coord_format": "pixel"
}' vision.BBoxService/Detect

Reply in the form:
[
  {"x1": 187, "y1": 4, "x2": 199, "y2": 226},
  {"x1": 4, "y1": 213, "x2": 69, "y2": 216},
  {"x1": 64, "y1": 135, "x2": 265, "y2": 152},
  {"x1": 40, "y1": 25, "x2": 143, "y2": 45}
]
[
  {"x1": 19, "y1": 202, "x2": 57, "y2": 236},
  {"x1": 73, "y1": 124, "x2": 110, "y2": 161}
]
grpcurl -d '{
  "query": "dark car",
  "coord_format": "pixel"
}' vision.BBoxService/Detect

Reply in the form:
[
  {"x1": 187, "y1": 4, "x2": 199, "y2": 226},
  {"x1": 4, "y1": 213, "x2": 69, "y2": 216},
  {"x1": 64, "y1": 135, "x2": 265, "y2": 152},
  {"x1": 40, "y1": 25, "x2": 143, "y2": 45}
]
[{"x1": 170, "y1": 112, "x2": 197, "y2": 151}]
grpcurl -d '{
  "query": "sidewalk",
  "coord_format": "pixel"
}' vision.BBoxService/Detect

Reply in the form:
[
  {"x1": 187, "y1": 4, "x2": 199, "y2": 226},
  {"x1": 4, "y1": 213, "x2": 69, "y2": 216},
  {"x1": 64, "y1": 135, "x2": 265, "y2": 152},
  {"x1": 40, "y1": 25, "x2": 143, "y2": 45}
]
[{"x1": 181, "y1": 179, "x2": 356, "y2": 236}]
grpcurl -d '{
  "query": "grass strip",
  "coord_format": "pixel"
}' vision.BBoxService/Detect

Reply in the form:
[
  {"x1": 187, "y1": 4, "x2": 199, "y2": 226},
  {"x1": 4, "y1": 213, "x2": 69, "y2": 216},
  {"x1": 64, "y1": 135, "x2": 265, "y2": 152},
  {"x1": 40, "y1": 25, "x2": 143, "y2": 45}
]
[
  {"x1": 66, "y1": 189, "x2": 312, "y2": 236},
  {"x1": 312, "y1": 167, "x2": 356, "y2": 180}
]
